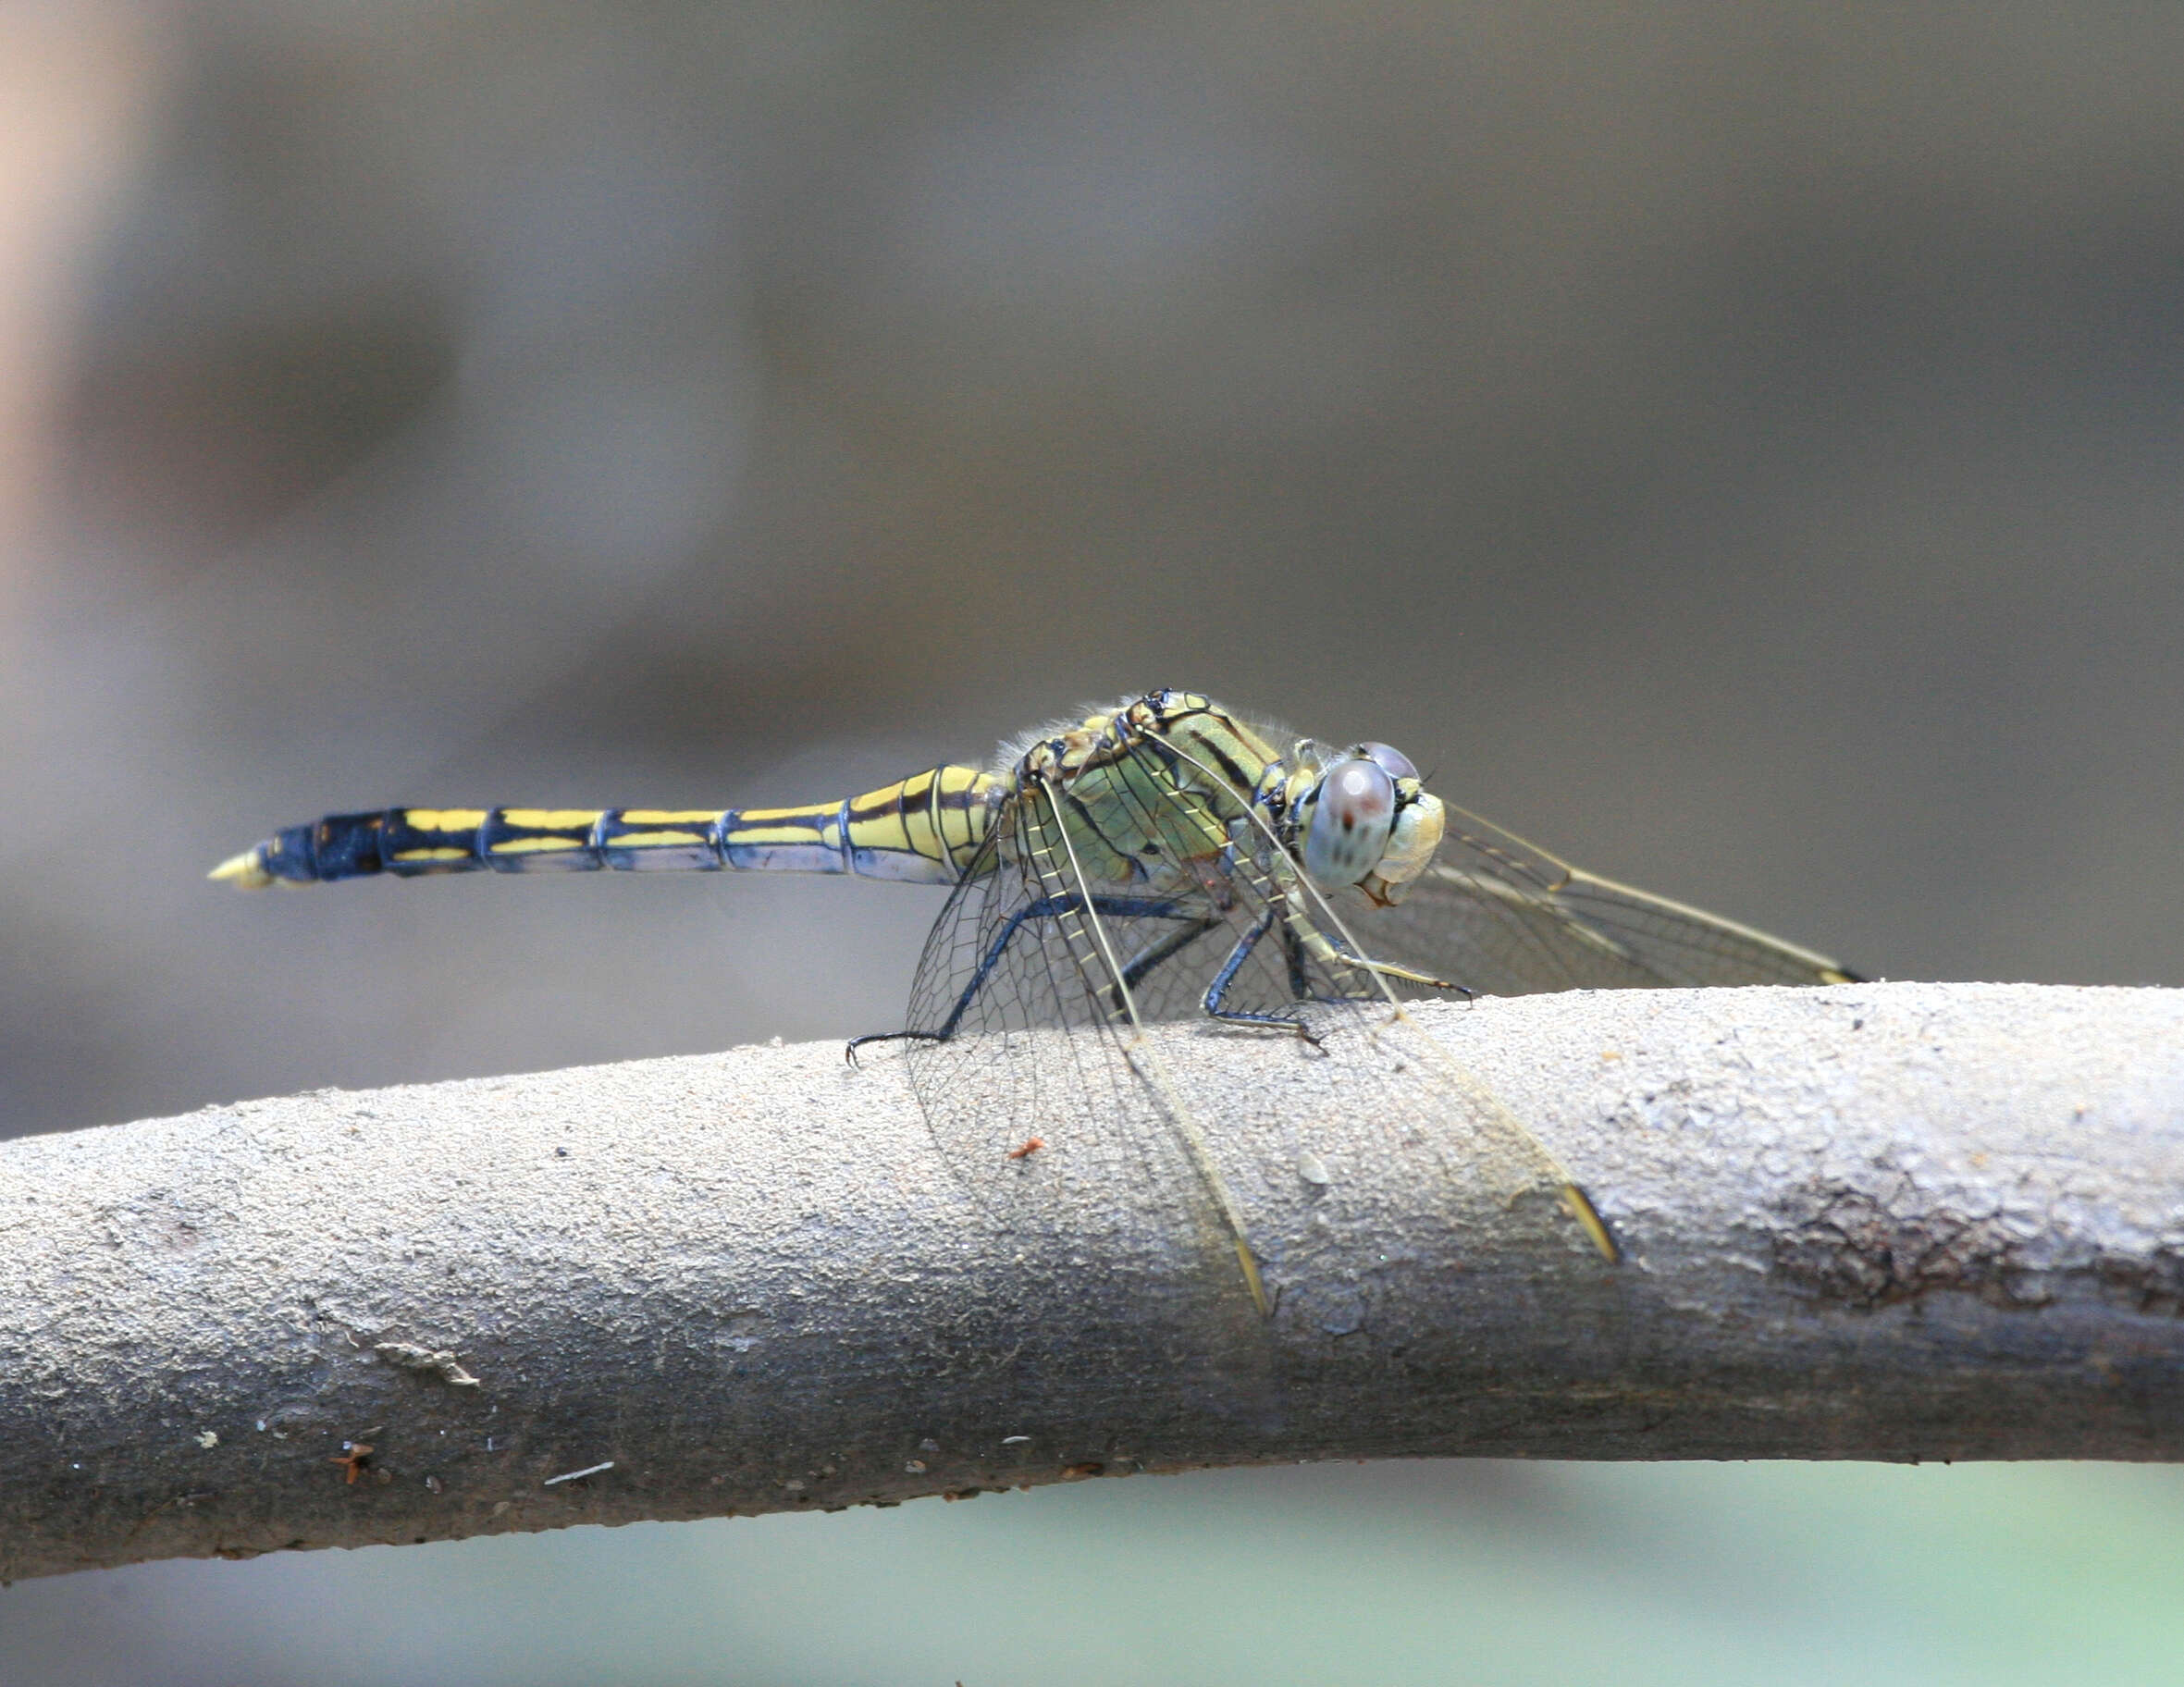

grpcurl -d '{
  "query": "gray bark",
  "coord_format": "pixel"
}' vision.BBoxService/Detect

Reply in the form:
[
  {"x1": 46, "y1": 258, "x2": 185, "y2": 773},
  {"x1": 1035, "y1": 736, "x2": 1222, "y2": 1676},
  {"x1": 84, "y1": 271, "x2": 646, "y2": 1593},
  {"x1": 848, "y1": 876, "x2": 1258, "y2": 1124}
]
[{"x1": 3, "y1": 981, "x2": 2181, "y2": 1581}]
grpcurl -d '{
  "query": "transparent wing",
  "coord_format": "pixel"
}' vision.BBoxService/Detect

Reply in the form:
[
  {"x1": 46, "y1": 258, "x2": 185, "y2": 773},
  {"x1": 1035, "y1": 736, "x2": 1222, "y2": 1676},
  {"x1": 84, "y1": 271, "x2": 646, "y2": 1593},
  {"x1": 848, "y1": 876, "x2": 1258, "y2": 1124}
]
[
  {"x1": 919, "y1": 743, "x2": 1616, "y2": 1297},
  {"x1": 896, "y1": 776, "x2": 1260, "y2": 1299},
  {"x1": 1353, "y1": 803, "x2": 1858, "y2": 997},
  {"x1": 1093, "y1": 753, "x2": 1613, "y2": 1262}
]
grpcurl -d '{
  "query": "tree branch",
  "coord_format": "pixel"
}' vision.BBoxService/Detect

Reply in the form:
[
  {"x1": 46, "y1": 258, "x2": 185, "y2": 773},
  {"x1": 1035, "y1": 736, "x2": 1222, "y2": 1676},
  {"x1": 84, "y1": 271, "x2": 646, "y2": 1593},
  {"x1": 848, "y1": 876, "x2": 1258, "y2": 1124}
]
[{"x1": 5, "y1": 982, "x2": 2181, "y2": 1579}]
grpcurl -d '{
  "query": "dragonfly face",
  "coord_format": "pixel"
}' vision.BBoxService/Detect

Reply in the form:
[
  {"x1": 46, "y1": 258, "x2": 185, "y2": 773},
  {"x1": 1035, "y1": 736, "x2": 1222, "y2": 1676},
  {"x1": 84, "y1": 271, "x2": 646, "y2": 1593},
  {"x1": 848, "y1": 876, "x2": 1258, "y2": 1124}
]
[{"x1": 1284, "y1": 743, "x2": 1448, "y2": 908}]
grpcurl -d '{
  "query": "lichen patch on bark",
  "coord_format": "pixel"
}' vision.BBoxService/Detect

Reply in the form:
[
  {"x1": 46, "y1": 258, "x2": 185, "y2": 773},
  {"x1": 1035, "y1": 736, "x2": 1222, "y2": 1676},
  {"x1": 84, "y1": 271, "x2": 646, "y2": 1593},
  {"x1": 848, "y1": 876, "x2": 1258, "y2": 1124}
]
[{"x1": 1771, "y1": 1178, "x2": 2046, "y2": 1311}]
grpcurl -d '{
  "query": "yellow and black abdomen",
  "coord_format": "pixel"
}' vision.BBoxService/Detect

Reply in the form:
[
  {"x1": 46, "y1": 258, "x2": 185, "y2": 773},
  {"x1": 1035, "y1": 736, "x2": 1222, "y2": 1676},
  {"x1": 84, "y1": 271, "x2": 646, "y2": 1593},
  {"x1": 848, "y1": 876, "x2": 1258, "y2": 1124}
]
[{"x1": 211, "y1": 767, "x2": 1002, "y2": 890}]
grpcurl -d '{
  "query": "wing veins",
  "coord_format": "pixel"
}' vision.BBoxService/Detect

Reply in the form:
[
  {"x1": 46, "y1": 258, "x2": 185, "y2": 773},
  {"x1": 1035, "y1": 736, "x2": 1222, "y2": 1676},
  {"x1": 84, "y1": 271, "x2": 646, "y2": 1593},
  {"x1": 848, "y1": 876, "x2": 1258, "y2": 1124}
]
[
  {"x1": 1029, "y1": 770, "x2": 1271, "y2": 1315},
  {"x1": 1136, "y1": 728, "x2": 1616, "y2": 1261}
]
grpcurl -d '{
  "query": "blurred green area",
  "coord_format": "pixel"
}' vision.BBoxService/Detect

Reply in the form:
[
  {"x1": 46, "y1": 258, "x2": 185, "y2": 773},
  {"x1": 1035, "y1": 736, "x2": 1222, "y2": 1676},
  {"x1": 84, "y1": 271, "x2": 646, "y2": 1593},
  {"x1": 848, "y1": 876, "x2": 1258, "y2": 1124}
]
[
  {"x1": 8, "y1": 1461, "x2": 2184, "y2": 1685},
  {"x1": 2, "y1": 0, "x2": 2181, "y2": 1677}
]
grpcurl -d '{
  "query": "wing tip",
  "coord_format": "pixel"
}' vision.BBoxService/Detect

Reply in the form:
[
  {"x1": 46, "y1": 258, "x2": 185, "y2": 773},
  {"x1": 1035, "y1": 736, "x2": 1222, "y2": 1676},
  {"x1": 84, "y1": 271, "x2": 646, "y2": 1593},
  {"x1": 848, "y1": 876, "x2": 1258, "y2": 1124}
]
[
  {"x1": 1561, "y1": 1183, "x2": 1621, "y2": 1264},
  {"x1": 1236, "y1": 1240, "x2": 1272, "y2": 1317}
]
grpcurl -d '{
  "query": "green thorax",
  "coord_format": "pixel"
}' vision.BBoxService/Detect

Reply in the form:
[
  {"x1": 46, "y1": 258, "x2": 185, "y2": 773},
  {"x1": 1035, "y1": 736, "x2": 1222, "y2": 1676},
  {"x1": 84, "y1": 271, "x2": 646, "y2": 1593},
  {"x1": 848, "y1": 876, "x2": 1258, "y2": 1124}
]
[{"x1": 1002, "y1": 693, "x2": 1287, "y2": 892}]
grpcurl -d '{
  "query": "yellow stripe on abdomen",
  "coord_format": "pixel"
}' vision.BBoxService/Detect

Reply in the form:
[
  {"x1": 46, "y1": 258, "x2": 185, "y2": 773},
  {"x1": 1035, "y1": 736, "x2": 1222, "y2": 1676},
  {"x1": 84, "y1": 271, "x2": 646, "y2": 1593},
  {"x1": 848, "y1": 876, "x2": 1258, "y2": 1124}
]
[{"x1": 711, "y1": 767, "x2": 997, "y2": 882}]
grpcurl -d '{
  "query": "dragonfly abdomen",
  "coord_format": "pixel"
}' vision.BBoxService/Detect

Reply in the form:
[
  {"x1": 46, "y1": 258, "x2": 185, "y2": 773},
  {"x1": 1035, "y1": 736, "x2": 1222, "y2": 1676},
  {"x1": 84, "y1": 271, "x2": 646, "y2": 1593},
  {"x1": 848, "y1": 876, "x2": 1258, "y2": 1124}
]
[{"x1": 212, "y1": 767, "x2": 1002, "y2": 890}]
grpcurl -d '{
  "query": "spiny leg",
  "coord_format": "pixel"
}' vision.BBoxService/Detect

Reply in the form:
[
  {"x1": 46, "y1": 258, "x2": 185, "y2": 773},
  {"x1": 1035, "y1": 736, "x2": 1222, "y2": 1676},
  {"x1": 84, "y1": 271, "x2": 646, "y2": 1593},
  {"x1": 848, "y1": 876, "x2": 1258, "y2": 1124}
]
[
  {"x1": 1202, "y1": 909, "x2": 1319, "y2": 1036},
  {"x1": 1203, "y1": 900, "x2": 1400, "y2": 1035},
  {"x1": 1338, "y1": 947, "x2": 1473, "y2": 998}
]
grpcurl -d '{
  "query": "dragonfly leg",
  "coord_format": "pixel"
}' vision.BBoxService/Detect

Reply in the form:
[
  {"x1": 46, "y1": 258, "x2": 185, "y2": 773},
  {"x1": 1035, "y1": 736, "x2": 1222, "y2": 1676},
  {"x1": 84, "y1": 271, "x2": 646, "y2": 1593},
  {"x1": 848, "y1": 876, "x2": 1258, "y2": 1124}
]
[
  {"x1": 1315, "y1": 929, "x2": 1473, "y2": 998},
  {"x1": 1273, "y1": 912, "x2": 1445, "y2": 1008},
  {"x1": 1202, "y1": 911, "x2": 1316, "y2": 1037},
  {"x1": 845, "y1": 893, "x2": 1193, "y2": 1060},
  {"x1": 1357, "y1": 956, "x2": 1471, "y2": 996},
  {"x1": 1278, "y1": 919, "x2": 1314, "y2": 1002},
  {"x1": 844, "y1": 1028, "x2": 942, "y2": 1065}
]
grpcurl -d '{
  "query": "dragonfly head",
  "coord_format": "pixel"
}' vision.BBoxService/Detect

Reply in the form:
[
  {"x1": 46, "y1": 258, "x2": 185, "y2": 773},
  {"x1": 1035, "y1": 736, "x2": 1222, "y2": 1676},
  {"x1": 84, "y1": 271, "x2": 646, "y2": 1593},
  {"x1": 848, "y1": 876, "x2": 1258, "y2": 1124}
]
[{"x1": 1294, "y1": 741, "x2": 1446, "y2": 907}]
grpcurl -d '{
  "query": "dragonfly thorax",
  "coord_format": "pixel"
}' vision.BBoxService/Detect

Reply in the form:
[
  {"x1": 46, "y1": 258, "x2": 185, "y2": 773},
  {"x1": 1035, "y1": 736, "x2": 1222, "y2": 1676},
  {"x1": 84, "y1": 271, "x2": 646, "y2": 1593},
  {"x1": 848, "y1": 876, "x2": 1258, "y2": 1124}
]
[
  {"x1": 1000, "y1": 696, "x2": 1246, "y2": 893},
  {"x1": 994, "y1": 693, "x2": 1444, "y2": 905}
]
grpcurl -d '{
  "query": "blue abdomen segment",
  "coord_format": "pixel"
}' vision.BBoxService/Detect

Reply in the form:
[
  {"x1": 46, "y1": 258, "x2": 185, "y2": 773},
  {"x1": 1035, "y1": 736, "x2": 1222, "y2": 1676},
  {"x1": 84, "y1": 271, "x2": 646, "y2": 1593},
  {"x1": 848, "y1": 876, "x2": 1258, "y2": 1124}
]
[{"x1": 245, "y1": 808, "x2": 607, "y2": 881}]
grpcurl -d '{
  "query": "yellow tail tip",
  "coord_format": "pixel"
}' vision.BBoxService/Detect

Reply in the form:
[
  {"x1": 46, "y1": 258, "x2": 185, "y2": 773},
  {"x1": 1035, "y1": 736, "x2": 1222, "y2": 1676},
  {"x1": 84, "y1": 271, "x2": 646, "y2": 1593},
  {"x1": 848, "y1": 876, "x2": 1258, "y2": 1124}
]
[{"x1": 208, "y1": 849, "x2": 273, "y2": 889}]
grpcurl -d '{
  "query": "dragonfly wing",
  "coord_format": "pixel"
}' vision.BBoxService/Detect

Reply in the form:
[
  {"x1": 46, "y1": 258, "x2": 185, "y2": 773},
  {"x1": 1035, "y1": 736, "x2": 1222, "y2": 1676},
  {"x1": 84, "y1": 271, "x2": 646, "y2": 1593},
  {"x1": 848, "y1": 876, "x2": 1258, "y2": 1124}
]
[
  {"x1": 1092, "y1": 736, "x2": 1619, "y2": 1269},
  {"x1": 894, "y1": 758, "x2": 1628, "y2": 1314},
  {"x1": 896, "y1": 779, "x2": 1260, "y2": 1291},
  {"x1": 1154, "y1": 837, "x2": 1605, "y2": 1229},
  {"x1": 1354, "y1": 804, "x2": 1858, "y2": 996}
]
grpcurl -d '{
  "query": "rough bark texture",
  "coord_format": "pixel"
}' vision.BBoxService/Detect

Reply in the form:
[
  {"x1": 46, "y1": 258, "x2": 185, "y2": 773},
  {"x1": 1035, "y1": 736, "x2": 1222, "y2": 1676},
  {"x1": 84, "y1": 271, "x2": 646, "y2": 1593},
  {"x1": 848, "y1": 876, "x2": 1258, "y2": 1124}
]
[{"x1": 3, "y1": 981, "x2": 2180, "y2": 1580}]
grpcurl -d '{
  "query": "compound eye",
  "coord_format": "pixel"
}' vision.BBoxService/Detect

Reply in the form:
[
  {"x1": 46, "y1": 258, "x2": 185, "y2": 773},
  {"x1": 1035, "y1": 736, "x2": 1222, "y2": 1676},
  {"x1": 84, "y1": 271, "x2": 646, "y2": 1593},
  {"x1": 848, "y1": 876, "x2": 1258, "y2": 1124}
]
[
  {"x1": 1302, "y1": 757, "x2": 1398, "y2": 890},
  {"x1": 1354, "y1": 742, "x2": 1419, "y2": 782}
]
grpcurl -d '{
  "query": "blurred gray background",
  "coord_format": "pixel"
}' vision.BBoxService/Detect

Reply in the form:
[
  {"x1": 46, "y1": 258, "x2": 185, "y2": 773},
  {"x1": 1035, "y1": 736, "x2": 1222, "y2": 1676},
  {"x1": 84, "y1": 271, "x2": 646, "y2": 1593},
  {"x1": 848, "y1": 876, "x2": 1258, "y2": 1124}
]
[{"x1": 3, "y1": 1, "x2": 2181, "y2": 1681}]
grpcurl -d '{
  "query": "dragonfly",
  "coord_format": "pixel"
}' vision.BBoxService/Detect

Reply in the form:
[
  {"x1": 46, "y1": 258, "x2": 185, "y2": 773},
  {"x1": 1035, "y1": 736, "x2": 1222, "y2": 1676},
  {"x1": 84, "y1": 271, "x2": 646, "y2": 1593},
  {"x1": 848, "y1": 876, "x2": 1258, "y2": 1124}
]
[{"x1": 213, "y1": 689, "x2": 1857, "y2": 1316}]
